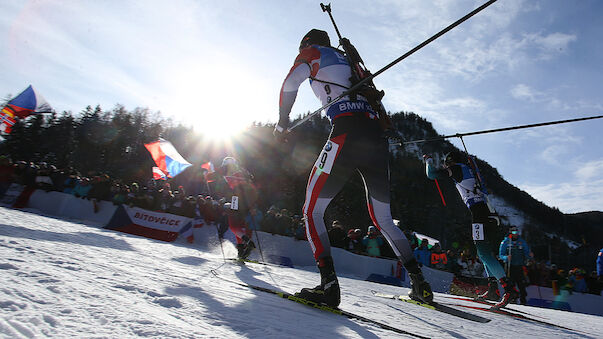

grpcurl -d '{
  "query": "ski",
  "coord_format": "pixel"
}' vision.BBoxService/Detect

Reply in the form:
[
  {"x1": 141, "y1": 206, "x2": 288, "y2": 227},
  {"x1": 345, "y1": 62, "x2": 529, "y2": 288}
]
[
  {"x1": 371, "y1": 290, "x2": 491, "y2": 323},
  {"x1": 440, "y1": 295, "x2": 534, "y2": 316},
  {"x1": 210, "y1": 270, "x2": 428, "y2": 338},
  {"x1": 446, "y1": 303, "x2": 583, "y2": 332},
  {"x1": 225, "y1": 258, "x2": 269, "y2": 265},
  {"x1": 224, "y1": 258, "x2": 290, "y2": 268}
]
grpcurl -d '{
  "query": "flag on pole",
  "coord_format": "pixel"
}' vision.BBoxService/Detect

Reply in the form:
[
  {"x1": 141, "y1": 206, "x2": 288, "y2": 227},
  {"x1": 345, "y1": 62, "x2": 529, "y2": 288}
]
[
  {"x1": 152, "y1": 167, "x2": 168, "y2": 180},
  {"x1": 0, "y1": 85, "x2": 53, "y2": 134},
  {"x1": 144, "y1": 138, "x2": 192, "y2": 178},
  {"x1": 201, "y1": 161, "x2": 214, "y2": 173}
]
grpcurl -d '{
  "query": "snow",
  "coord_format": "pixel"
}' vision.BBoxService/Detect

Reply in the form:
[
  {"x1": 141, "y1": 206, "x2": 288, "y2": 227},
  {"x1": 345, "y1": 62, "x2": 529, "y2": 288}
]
[
  {"x1": 0, "y1": 207, "x2": 601, "y2": 338},
  {"x1": 489, "y1": 194, "x2": 528, "y2": 229}
]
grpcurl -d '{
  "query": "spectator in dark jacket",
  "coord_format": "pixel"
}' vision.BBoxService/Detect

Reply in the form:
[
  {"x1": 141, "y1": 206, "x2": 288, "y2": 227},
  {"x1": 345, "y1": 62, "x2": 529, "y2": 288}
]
[
  {"x1": 445, "y1": 249, "x2": 461, "y2": 274},
  {"x1": 275, "y1": 209, "x2": 292, "y2": 236},
  {"x1": 261, "y1": 207, "x2": 278, "y2": 234},
  {"x1": 111, "y1": 183, "x2": 128, "y2": 205},
  {"x1": 180, "y1": 196, "x2": 197, "y2": 218},
  {"x1": 49, "y1": 166, "x2": 67, "y2": 192},
  {"x1": 88, "y1": 174, "x2": 112, "y2": 212},
  {"x1": 328, "y1": 220, "x2": 347, "y2": 248},
  {"x1": 345, "y1": 228, "x2": 363, "y2": 253},
  {"x1": 0, "y1": 156, "x2": 15, "y2": 192}
]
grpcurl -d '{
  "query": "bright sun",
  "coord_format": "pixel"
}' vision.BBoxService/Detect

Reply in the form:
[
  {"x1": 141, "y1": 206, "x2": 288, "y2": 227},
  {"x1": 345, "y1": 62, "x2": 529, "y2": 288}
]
[
  {"x1": 191, "y1": 113, "x2": 249, "y2": 142},
  {"x1": 162, "y1": 58, "x2": 274, "y2": 143}
]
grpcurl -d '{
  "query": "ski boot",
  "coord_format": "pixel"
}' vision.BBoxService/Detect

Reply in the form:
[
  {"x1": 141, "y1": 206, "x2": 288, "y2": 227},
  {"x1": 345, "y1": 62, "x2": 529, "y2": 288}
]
[
  {"x1": 493, "y1": 277, "x2": 519, "y2": 309},
  {"x1": 296, "y1": 256, "x2": 340, "y2": 308},
  {"x1": 236, "y1": 235, "x2": 255, "y2": 260},
  {"x1": 408, "y1": 272, "x2": 434, "y2": 304},
  {"x1": 404, "y1": 258, "x2": 433, "y2": 304},
  {"x1": 476, "y1": 277, "x2": 500, "y2": 301}
]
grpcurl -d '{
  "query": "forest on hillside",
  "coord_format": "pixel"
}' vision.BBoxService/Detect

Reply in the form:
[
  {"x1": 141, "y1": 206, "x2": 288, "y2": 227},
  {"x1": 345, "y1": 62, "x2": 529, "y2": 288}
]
[{"x1": 0, "y1": 104, "x2": 601, "y2": 270}]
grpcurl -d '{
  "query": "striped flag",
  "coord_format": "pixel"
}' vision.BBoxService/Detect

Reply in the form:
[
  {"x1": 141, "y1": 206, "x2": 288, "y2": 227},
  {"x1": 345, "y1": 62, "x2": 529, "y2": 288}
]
[
  {"x1": 144, "y1": 138, "x2": 192, "y2": 178},
  {"x1": 1, "y1": 85, "x2": 53, "y2": 134}
]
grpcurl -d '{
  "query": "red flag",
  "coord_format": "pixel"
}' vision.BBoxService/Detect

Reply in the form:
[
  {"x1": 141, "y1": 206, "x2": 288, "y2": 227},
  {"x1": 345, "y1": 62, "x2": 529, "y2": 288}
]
[
  {"x1": 201, "y1": 161, "x2": 214, "y2": 172},
  {"x1": 201, "y1": 161, "x2": 216, "y2": 182}
]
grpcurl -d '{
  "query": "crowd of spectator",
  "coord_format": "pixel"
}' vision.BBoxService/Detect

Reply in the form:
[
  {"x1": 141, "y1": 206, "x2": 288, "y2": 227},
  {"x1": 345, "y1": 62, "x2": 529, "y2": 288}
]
[
  {"x1": 0, "y1": 156, "x2": 234, "y2": 227},
  {"x1": 1, "y1": 155, "x2": 601, "y2": 296}
]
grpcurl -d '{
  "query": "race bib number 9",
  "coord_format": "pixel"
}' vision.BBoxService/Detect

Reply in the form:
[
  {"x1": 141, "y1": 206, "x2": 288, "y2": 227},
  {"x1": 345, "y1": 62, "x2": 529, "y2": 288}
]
[
  {"x1": 231, "y1": 196, "x2": 239, "y2": 210},
  {"x1": 314, "y1": 140, "x2": 340, "y2": 174},
  {"x1": 472, "y1": 223, "x2": 484, "y2": 241}
]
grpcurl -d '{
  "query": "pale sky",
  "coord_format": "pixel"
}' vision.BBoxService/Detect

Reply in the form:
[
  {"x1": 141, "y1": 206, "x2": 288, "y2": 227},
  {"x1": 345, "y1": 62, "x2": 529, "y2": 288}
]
[{"x1": 1, "y1": 0, "x2": 601, "y2": 213}]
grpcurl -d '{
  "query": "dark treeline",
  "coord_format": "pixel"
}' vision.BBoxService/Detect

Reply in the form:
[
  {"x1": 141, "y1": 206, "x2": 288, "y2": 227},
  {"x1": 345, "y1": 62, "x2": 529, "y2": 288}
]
[{"x1": 1, "y1": 105, "x2": 601, "y2": 271}]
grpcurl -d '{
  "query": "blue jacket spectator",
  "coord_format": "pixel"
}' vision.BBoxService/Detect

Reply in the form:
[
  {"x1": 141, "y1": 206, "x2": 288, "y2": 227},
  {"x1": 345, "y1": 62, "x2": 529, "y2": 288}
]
[
  {"x1": 499, "y1": 233, "x2": 531, "y2": 266},
  {"x1": 499, "y1": 226, "x2": 531, "y2": 304},
  {"x1": 413, "y1": 239, "x2": 431, "y2": 267},
  {"x1": 72, "y1": 178, "x2": 92, "y2": 198},
  {"x1": 362, "y1": 226, "x2": 384, "y2": 257},
  {"x1": 62, "y1": 176, "x2": 78, "y2": 194}
]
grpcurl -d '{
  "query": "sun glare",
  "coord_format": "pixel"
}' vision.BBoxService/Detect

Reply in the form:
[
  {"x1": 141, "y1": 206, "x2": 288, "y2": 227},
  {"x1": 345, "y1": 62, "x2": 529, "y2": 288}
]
[
  {"x1": 160, "y1": 55, "x2": 274, "y2": 144},
  {"x1": 192, "y1": 114, "x2": 249, "y2": 141}
]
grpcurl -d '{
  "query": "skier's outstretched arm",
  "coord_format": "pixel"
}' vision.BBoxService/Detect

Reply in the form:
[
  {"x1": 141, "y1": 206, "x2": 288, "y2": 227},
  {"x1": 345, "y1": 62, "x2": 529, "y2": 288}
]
[
  {"x1": 423, "y1": 154, "x2": 451, "y2": 180},
  {"x1": 275, "y1": 52, "x2": 313, "y2": 134}
]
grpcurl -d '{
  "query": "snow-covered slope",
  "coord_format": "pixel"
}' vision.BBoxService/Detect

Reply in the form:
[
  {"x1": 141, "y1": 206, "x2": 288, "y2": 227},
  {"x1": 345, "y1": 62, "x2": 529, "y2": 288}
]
[{"x1": 0, "y1": 207, "x2": 601, "y2": 338}]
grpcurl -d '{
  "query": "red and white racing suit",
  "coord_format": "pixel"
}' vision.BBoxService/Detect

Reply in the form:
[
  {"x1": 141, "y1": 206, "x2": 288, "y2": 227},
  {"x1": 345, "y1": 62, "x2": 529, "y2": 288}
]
[{"x1": 278, "y1": 44, "x2": 414, "y2": 264}]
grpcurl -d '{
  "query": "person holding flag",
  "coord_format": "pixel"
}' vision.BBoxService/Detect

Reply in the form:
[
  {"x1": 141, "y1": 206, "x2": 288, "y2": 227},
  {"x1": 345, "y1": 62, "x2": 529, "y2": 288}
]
[
  {"x1": 424, "y1": 152, "x2": 519, "y2": 308},
  {"x1": 273, "y1": 29, "x2": 432, "y2": 308},
  {"x1": 152, "y1": 167, "x2": 168, "y2": 181}
]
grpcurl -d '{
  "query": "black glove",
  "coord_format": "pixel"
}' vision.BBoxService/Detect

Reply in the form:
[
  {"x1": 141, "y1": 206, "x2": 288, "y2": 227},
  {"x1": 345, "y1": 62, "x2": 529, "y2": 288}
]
[{"x1": 273, "y1": 124, "x2": 289, "y2": 143}]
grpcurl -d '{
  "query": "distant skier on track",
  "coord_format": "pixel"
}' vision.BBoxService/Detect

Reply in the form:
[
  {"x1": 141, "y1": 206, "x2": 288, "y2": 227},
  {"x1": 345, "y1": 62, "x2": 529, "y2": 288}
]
[
  {"x1": 274, "y1": 29, "x2": 433, "y2": 308},
  {"x1": 216, "y1": 157, "x2": 257, "y2": 260},
  {"x1": 424, "y1": 152, "x2": 519, "y2": 308}
]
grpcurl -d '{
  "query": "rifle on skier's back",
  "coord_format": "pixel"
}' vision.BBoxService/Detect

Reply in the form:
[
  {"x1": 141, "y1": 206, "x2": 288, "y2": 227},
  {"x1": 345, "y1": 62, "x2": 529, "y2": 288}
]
[
  {"x1": 467, "y1": 154, "x2": 500, "y2": 223},
  {"x1": 320, "y1": 3, "x2": 394, "y2": 132}
]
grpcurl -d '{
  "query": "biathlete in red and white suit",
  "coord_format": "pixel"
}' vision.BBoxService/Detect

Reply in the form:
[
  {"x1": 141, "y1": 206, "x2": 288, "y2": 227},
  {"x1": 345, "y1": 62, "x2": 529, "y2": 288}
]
[
  {"x1": 216, "y1": 157, "x2": 257, "y2": 260},
  {"x1": 274, "y1": 29, "x2": 433, "y2": 307}
]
